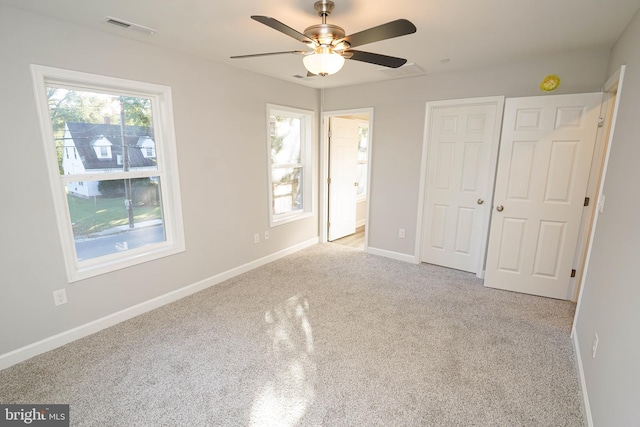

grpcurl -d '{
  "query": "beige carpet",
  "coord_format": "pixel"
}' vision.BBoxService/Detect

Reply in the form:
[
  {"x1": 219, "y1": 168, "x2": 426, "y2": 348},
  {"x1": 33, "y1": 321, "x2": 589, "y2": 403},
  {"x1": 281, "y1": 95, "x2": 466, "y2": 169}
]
[{"x1": 0, "y1": 244, "x2": 584, "y2": 426}]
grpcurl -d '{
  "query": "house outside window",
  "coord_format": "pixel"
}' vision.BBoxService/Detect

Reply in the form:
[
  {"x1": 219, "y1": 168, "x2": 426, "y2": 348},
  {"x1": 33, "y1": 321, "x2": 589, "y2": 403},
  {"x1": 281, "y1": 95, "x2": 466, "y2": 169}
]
[
  {"x1": 267, "y1": 104, "x2": 313, "y2": 227},
  {"x1": 31, "y1": 65, "x2": 185, "y2": 282}
]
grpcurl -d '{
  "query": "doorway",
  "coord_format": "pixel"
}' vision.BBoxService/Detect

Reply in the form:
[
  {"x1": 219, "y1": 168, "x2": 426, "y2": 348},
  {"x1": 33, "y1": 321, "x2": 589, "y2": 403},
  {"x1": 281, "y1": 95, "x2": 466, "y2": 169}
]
[{"x1": 321, "y1": 108, "x2": 373, "y2": 251}]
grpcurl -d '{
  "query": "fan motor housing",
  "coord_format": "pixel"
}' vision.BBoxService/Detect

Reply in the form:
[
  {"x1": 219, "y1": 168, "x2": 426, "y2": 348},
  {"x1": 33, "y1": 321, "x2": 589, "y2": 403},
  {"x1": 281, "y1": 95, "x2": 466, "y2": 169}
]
[{"x1": 304, "y1": 24, "x2": 345, "y2": 46}]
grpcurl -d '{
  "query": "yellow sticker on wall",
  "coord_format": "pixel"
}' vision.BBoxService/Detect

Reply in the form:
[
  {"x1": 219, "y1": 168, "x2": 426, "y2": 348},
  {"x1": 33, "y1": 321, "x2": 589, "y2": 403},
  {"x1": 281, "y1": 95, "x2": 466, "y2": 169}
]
[{"x1": 540, "y1": 74, "x2": 560, "y2": 92}]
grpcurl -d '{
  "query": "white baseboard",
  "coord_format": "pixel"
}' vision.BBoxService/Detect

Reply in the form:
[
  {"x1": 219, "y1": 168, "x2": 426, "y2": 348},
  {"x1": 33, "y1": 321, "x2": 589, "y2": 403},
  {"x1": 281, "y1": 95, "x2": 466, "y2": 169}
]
[
  {"x1": 0, "y1": 237, "x2": 318, "y2": 371},
  {"x1": 367, "y1": 246, "x2": 419, "y2": 264},
  {"x1": 572, "y1": 327, "x2": 594, "y2": 427}
]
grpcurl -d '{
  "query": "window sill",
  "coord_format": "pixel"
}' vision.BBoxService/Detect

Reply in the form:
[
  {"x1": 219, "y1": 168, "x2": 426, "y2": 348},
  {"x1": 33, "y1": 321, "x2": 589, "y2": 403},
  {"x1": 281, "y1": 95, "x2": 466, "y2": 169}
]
[
  {"x1": 270, "y1": 211, "x2": 313, "y2": 228},
  {"x1": 69, "y1": 241, "x2": 185, "y2": 283}
]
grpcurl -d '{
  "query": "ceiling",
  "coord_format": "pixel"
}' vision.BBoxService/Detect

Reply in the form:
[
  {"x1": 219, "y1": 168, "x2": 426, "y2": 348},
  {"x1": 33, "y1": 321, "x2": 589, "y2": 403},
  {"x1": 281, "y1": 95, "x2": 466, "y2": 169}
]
[{"x1": 3, "y1": 0, "x2": 640, "y2": 89}]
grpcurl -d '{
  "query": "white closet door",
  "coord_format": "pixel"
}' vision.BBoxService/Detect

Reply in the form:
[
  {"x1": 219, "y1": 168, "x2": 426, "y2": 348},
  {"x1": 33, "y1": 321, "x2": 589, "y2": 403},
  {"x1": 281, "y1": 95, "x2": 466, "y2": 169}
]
[{"x1": 484, "y1": 92, "x2": 602, "y2": 299}]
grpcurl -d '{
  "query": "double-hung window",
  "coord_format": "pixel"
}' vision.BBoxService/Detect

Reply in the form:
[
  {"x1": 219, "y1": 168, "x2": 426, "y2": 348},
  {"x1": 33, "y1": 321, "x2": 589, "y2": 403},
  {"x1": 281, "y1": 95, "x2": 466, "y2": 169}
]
[
  {"x1": 31, "y1": 65, "x2": 185, "y2": 282},
  {"x1": 267, "y1": 104, "x2": 313, "y2": 226}
]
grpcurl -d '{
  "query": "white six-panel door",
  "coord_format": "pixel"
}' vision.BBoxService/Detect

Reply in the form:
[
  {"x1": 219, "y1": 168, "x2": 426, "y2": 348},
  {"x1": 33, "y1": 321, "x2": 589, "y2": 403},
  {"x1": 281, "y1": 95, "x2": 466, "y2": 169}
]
[
  {"x1": 484, "y1": 93, "x2": 602, "y2": 299},
  {"x1": 420, "y1": 97, "x2": 504, "y2": 274}
]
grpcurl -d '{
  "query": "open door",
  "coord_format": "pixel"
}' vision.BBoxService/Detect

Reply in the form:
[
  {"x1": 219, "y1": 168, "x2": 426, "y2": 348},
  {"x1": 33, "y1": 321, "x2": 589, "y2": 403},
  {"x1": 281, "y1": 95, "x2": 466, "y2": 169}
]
[
  {"x1": 328, "y1": 117, "x2": 360, "y2": 241},
  {"x1": 484, "y1": 92, "x2": 603, "y2": 299}
]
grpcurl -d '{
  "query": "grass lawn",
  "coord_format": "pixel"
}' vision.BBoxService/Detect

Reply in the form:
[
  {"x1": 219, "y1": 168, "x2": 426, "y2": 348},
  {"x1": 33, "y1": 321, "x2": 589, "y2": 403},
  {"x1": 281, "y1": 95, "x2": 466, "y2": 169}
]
[{"x1": 68, "y1": 194, "x2": 162, "y2": 236}]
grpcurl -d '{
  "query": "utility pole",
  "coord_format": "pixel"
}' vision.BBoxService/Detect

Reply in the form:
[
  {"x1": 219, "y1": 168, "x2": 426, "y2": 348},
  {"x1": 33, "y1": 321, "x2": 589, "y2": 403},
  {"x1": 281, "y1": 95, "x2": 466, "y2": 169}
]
[{"x1": 120, "y1": 96, "x2": 134, "y2": 228}]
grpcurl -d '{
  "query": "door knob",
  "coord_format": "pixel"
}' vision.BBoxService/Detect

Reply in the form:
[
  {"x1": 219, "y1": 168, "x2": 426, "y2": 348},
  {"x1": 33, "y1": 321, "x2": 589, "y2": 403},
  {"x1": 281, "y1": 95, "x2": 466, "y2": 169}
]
[
  {"x1": 354, "y1": 182, "x2": 359, "y2": 187},
  {"x1": 477, "y1": 198, "x2": 484, "y2": 205},
  {"x1": 496, "y1": 205, "x2": 504, "y2": 212}
]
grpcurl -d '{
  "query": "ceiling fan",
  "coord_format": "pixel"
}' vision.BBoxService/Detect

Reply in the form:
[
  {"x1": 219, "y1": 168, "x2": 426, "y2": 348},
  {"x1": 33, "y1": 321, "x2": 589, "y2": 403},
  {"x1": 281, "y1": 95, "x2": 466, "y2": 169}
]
[{"x1": 231, "y1": 0, "x2": 417, "y2": 77}]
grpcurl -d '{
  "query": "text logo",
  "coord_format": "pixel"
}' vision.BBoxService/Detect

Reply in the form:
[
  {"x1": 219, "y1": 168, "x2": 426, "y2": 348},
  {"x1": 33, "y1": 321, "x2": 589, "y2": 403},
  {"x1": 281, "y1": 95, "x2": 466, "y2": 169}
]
[{"x1": 0, "y1": 405, "x2": 69, "y2": 426}]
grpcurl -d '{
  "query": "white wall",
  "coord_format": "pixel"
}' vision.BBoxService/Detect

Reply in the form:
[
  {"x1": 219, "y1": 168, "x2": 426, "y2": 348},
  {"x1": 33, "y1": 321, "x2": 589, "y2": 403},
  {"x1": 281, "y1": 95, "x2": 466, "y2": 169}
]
[
  {"x1": 322, "y1": 51, "x2": 610, "y2": 257},
  {"x1": 0, "y1": 5, "x2": 318, "y2": 357},
  {"x1": 574, "y1": 8, "x2": 640, "y2": 426}
]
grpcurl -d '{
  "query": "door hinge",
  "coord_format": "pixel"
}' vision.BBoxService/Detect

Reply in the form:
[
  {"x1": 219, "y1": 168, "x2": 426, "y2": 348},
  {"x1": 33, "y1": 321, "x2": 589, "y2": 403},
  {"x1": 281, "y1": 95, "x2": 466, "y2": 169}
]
[
  {"x1": 327, "y1": 221, "x2": 331, "y2": 228},
  {"x1": 571, "y1": 269, "x2": 577, "y2": 278},
  {"x1": 328, "y1": 130, "x2": 332, "y2": 138},
  {"x1": 584, "y1": 197, "x2": 590, "y2": 207},
  {"x1": 327, "y1": 177, "x2": 331, "y2": 185},
  {"x1": 598, "y1": 117, "x2": 605, "y2": 128}
]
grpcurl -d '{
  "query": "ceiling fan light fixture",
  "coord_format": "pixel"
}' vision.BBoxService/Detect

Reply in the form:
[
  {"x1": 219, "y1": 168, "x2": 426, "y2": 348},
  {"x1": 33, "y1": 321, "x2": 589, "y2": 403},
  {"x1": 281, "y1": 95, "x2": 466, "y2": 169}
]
[
  {"x1": 303, "y1": 47, "x2": 345, "y2": 76},
  {"x1": 233, "y1": 2, "x2": 416, "y2": 76}
]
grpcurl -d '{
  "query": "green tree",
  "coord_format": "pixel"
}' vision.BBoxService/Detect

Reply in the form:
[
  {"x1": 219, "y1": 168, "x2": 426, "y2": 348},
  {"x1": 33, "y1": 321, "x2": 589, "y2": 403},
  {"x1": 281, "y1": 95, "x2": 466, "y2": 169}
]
[
  {"x1": 47, "y1": 88, "x2": 106, "y2": 131},
  {"x1": 121, "y1": 97, "x2": 152, "y2": 127}
]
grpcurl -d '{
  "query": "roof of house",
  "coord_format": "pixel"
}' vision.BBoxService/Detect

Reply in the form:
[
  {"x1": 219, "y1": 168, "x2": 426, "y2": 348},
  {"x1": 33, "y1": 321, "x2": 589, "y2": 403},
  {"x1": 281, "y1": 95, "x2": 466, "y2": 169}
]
[{"x1": 65, "y1": 122, "x2": 157, "y2": 170}]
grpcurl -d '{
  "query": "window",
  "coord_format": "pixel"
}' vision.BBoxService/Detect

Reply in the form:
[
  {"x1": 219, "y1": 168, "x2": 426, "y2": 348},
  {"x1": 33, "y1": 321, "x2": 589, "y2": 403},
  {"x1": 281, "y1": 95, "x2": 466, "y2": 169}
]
[
  {"x1": 93, "y1": 136, "x2": 112, "y2": 159},
  {"x1": 356, "y1": 121, "x2": 369, "y2": 200},
  {"x1": 267, "y1": 104, "x2": 313, "y2": 226},
  {"x1": 137, "y1": 136, "x2": 156, "y2": 158},
  {"x1": 31, "y1": 65, "x2": 185, "y2": 282}
]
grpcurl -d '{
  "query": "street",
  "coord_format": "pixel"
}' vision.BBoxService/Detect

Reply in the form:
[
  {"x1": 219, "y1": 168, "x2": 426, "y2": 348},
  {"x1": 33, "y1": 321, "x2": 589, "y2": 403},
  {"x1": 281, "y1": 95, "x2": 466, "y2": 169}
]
[{"x1": 75, "y1": 225, "x2": 165, "y2": 261}]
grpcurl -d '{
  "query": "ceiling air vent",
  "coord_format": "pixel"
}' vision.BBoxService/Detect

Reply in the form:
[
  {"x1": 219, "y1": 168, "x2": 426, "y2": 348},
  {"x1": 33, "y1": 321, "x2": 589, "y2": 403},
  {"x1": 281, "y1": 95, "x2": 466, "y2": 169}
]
[{"x1": 103, "y1": 16, "x2": 156, "y2": 35}]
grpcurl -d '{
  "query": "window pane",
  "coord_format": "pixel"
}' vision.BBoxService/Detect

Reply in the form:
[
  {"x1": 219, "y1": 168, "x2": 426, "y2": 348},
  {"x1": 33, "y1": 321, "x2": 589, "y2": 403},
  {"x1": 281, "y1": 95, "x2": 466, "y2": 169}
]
[
  {"x1": 270, "y1": 115, "x2": 301, "y2": 165},
  {"x1": 47, "y1": 87, "x2": 157, "y2": 175},
  {"x1": 67, "y1": 177, "x2": 165, "y2": 261},
  {"x1": 272, "y1": 167, "x2": 303, "y2": 215}
]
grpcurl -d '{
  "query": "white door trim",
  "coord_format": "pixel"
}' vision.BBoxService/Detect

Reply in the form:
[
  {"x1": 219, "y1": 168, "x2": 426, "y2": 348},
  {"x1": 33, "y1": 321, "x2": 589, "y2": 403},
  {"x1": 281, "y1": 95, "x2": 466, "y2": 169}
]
[
  {"x1": 572, "y1": 66, "x2": 626, "y2": 318},
  {"x1": 320, "y1": 107, "x2": 374, "y2": 250},
  {"x1": 569, "y1": 67, "x2": 626, "y2": 301},
  {"x1": 416, "y1": 96, "x2": 504, "y2": 278}
]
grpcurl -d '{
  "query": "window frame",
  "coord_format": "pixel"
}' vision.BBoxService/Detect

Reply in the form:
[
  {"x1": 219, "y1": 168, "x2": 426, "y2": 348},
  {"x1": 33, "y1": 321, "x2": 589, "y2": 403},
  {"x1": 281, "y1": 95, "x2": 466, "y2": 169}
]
[
  {"x1": 266, "y1": 104, "x2": 314, "y2": 227},
  {"x1": 31, "y1": 65, "x2": 185, "y2": 282}
]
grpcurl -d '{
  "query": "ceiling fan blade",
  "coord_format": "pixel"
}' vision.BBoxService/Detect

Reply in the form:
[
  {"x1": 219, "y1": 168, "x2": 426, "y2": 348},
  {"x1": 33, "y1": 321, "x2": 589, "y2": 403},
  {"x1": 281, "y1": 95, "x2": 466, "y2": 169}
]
[
  {"x1": 345, "y1": 50, "x2": 407, "y2": 68},
  {"x1": 343, "y1": 19, "x2": 416, "y2": 49},
  {"x1": 251, "y1": 16, "x2": 315, "y2": 45},
  {"x1": 231, "y1": 51, "x2": 308, "y2": 59}
]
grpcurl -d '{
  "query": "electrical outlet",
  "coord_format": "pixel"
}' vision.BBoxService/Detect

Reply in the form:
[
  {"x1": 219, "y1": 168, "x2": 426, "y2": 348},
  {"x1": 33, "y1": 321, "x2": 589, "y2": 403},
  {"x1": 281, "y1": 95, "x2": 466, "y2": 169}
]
[
  {"x1": 53, "y1": 289, "x2": 67, "y2": 306},
  {"x1": 398, "y1": 228, "x2": 406, "y2": 238},
  {"x1": 254, "y1": 233, "x2": 260, "y2": 244},
  {"x1": 264, "y1": 231, "x2": 270, "y2": 240},
  {"x1": 592, "y1": 333, "x2": 599, "y2": 358}
]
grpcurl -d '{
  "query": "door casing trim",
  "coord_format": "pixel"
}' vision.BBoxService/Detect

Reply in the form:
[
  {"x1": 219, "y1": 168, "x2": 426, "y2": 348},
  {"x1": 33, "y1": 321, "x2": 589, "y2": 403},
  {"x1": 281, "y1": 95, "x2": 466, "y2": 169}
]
[{"x1": 320, "y1": 107, "x2": 374, "y2": 250}]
